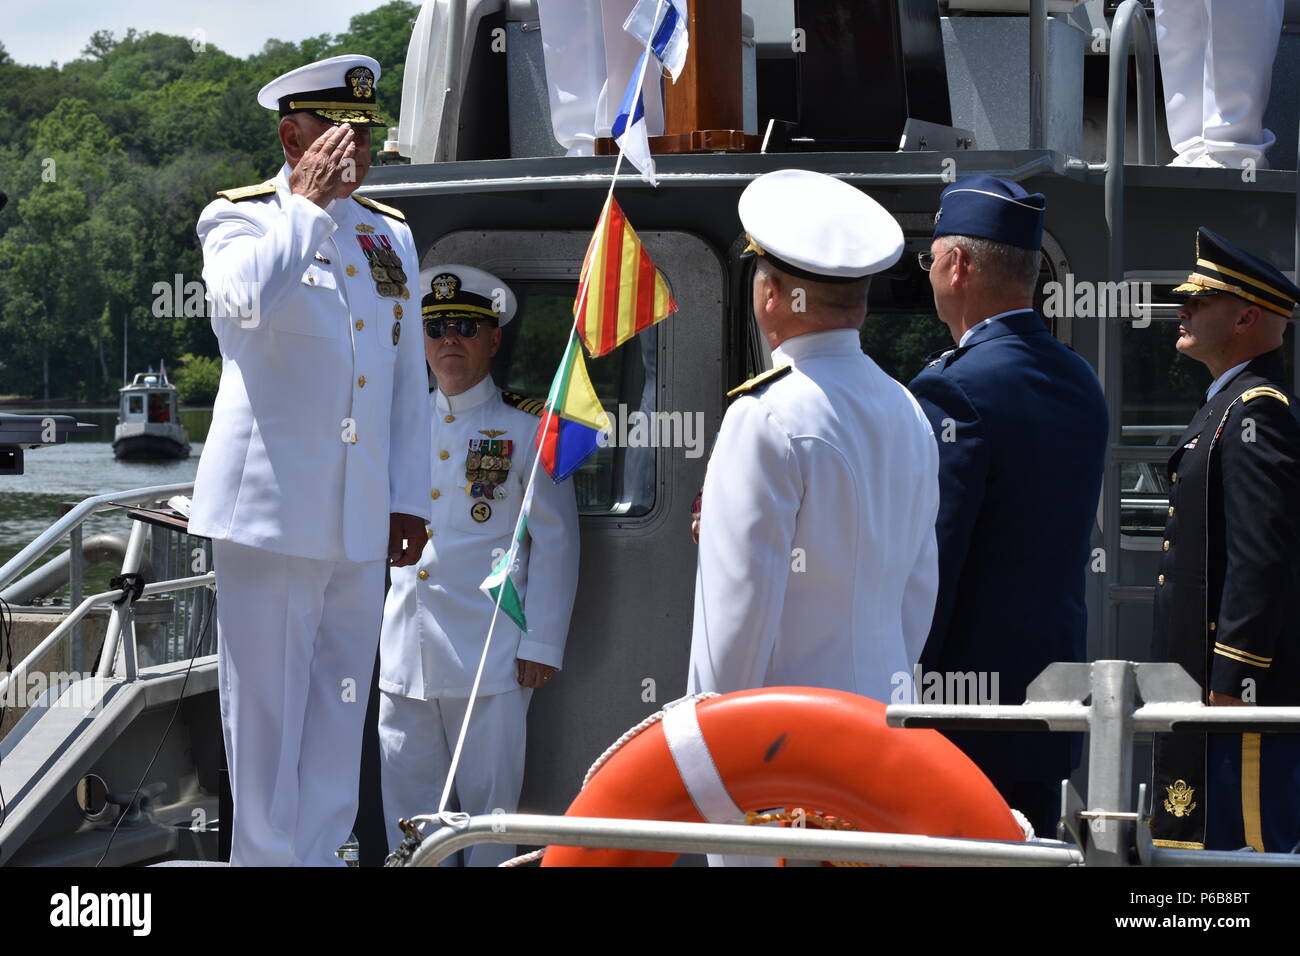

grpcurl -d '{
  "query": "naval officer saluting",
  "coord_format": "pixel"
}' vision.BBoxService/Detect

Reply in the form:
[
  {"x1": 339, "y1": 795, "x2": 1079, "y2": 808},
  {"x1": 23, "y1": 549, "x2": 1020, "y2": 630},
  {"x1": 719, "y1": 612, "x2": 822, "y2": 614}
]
[
  {"x1": 377, "y1": 266, "x2": 579, "y2": 867},
  {"x1": 688, "y1": 169, "x2": 940, "y2": 703},
  {"x1": 191, "y1": 55, "x2": 431, "y2": 866},
  {"x1": 1151, "y1": 227, "x2": 1300, "y2": 853}
]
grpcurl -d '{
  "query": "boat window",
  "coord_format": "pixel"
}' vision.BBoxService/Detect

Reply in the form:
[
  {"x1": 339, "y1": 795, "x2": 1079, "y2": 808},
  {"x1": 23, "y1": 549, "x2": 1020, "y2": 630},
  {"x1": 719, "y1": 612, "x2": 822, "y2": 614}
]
[
  {"x1": 127, "y1": 395, "x2": 144, "y2": 417},
  {"x1": 494, "y1": 286, "x2": 655, "y2": 517},
  {"x1": 859, "y1": 241, "x2": 957, "y2": 383},
  {"x1": 148, "y1": 394, "x2": 171, "y2": 423}
]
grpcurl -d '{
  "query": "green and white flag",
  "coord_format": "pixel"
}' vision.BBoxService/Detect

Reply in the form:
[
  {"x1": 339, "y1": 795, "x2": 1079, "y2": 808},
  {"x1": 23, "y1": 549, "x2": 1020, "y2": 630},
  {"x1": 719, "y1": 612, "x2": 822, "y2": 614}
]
[{"x1": 479, "y1": 482, "x2": 532, "y2": 632}]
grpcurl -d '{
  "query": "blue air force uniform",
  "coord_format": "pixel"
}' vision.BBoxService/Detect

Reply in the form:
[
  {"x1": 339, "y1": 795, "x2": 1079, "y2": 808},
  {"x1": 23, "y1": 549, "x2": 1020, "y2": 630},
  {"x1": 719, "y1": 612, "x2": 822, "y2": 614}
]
[
  {"x1": 1150, "y1": 228, "x2": 1300, "y2": 853},
  {"x1": 907, "y1": 177, "x2": 1108, "y2": 834}
]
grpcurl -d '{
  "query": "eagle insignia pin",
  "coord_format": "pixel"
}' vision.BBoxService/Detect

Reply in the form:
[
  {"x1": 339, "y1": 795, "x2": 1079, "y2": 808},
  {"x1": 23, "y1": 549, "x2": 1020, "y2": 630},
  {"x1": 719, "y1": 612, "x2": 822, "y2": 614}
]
[
  {"x1": 346, "y1": 66, "x2": 375, "y2": 100},
  {"x1": 431, "y1": 272, "x2": 459, "y2": 300},
  {"x1": 1162, "y1": 780, "x2": 1197, "y2": 818}
]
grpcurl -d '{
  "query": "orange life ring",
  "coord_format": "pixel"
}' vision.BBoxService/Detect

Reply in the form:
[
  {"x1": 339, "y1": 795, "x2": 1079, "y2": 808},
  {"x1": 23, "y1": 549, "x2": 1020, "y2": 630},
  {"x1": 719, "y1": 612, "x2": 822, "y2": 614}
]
[{"x1": 542, "y1": 687, "x2": 1024, "y2": 866}]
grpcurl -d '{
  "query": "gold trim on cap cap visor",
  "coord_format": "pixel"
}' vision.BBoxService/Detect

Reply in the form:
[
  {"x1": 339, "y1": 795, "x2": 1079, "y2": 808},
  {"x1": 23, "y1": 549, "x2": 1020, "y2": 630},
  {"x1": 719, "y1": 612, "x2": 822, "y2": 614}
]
[
  {"x1": 422, "y1": 303, "x2": 500, "y2": 320},
  {"x1": 1174, "y1": 274, "x2": 1294, "y2": 317},
  {"x1": 304, "y1": 105, "x2": 388, "y2": 127}
]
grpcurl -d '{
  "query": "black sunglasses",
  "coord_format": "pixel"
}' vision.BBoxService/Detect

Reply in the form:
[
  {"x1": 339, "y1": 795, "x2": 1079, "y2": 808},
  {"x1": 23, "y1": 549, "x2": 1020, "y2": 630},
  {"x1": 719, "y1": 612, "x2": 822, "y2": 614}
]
[{"x1": 423, "y1": 317, "x2": 491, "y2": 339}]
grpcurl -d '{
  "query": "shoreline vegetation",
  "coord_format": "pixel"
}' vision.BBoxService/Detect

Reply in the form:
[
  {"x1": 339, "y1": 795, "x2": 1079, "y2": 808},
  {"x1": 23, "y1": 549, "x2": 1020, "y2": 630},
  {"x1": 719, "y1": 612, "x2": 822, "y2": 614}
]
[{"x1": 0, "y1": 2, "x2": 418, "y2": 405}]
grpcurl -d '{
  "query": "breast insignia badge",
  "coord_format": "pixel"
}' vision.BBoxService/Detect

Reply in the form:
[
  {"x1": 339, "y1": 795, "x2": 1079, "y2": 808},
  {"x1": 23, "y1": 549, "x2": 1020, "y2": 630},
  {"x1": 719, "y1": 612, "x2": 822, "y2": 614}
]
[{"x1": 471, "y1": 501, "x2": 492, "y2": 523}]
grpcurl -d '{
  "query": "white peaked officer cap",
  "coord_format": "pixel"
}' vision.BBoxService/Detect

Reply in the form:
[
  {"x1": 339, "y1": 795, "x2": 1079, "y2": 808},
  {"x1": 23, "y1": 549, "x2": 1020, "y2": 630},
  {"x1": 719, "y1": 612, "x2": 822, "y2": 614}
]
[
  {"x1": 257, "y1": 54, "x2": 387, "y2": 127},
  {"x1": 739, "y1": 169, "x2": 905, "y2": 283},
  {"x1": 420, "y1": 264, "x2": 520, "y2": 327}
]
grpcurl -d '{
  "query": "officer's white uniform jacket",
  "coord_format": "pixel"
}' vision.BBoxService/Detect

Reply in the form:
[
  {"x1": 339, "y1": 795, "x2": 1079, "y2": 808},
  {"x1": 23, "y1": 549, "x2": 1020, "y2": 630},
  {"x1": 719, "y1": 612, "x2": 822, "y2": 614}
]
[
  {"x1": 191, "y1": 164, "x2": 432, "y2": 561},
  {"x1": 379, "y1": 376, "x2": 580, "y2": 699},
  {"x1": 688, "y1": 328, "x2": 940, "y2": 701}
]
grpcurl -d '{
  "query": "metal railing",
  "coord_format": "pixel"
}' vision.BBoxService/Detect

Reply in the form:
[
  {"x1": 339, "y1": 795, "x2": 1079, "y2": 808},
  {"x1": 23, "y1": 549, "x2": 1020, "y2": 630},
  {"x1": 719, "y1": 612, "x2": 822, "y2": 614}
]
[
  {"x1": 407, "y1": 814, "x2": 1084, "y2": 868},
  {"x1": 1100, "y1": 0, "x2": 1158, "y2": 657},
  {"x1": 0, "y1": 482, "x2": 213, "y2": 710},
  {"x1": 403, "y1": 661, "x2": 1300, "y2": 867}
]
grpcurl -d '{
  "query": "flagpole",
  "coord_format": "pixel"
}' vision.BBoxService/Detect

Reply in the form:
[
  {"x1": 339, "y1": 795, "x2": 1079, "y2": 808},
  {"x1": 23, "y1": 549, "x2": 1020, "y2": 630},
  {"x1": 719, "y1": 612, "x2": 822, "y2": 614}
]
[{"x1": 432, "y1": 3, "x2": 666, "y2": 822}]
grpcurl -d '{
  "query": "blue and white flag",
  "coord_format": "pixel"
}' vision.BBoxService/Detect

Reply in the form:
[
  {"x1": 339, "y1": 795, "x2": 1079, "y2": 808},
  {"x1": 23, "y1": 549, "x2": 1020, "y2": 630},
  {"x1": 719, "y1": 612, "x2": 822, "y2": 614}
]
[
  {"x1": 612, "y1": 49, "x2": 657, "y2": 186},
  {"x1": 623, "y1": 0, "x2": 689, "y2": 82}
]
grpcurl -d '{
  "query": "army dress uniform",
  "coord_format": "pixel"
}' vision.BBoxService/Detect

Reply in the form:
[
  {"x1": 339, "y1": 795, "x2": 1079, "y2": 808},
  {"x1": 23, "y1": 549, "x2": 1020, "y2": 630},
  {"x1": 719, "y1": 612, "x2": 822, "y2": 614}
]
[
  {"x1": 192, "y1": 55, "x2": 432, "y2": 866},
  {"x1": 1151, "y1": 228, "x2": 1300, "y2": 853},
  {"x1": 377, "y1": 271, "x2": 579, "y2": 867}
]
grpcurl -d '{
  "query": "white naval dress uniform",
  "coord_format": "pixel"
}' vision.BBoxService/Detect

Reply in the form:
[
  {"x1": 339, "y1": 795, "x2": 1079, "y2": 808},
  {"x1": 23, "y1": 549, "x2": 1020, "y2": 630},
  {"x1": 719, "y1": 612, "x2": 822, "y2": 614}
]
[
  {"x1": 377, "y1": 375, "x2": 579, "y2": 866},
  {"x1": 1154, "y1": 0, "x2": 1284, "y2": 166},
  {"x1": 194, "y1": 165, "x2": 431, "y2": 865},
  {"x1": 688, "y1": 328, "x2": 940, "y2": 701}
]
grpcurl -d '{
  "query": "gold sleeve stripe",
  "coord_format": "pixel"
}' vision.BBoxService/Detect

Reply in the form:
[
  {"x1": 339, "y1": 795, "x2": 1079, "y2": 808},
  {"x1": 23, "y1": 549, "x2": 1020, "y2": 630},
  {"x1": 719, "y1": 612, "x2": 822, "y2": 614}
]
[
  {"x1": 1240, "y1": 386, "x2": 1290, "y2": 406},
  {"x1": 1213, "y1": 646, "x2": 1271, "y2": 668},
  {"x1": 1151, "y1": 838, "x2": 1205, "y2": 850},
  {"x1": 1214, "y1": 642, "x2": 1273, "y2": 663},
  {"x1": 1241, "y1": 734, "x2": 1265, "y2": 853}
]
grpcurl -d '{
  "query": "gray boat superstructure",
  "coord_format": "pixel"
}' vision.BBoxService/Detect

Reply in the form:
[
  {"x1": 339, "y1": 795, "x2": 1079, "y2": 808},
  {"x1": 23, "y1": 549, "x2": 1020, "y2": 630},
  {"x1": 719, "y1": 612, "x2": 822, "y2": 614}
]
[{"x1": 3, "y1": 0, "x2": 1300, "y2": 866}]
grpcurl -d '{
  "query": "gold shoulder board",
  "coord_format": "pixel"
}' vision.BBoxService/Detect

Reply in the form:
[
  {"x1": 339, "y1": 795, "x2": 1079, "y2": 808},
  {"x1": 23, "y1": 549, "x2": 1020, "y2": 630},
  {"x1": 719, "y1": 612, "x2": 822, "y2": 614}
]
[
  {"x1": 501, "y1": 391, "x2": 546, "y2": 416},
  {"x1": 216, "y1": 183, "x2": 276, "y2": 202},
  {"x1": 727, "y1": 365, "x2": 793, "y2": 399},
  {"x1": 353, "y1": 194, "x2": 407, "y2": 221},
  {"x1": 1241, "y1": 386, "x2": 1290, "y2": 406}
]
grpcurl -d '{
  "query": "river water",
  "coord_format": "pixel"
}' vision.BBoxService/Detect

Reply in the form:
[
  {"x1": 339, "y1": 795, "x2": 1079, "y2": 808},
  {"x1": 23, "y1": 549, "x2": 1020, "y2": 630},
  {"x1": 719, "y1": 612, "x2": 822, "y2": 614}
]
[{"x1": 1, "y1": 407, "x2": 209, "y2": 596}]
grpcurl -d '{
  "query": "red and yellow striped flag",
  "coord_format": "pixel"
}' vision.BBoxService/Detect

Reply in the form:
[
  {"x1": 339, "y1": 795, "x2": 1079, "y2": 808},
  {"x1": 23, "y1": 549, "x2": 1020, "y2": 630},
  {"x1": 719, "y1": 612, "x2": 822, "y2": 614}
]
[{"x1": 576, "y1": 195, "x2": 678, "y2": 358}]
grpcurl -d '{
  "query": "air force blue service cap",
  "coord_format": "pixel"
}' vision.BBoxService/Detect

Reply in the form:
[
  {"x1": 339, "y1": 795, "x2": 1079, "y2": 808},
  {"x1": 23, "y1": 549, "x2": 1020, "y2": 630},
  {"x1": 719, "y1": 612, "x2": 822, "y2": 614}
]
[
  {"x1": 421, "y1": 264, "x2": 519, "y2": 328},
  {"x1": 739, "y1": 169, "x2": 905, "y2": 284},
  {"x1": 1171, "y1": 227, "x2": 1299, "y2": 318},
  {"x1": 934, "y1": 174, "x2": 1046, "y2": 251},
  {"x1": 257, "y1": 54, "x2": 387, "y2": 128}
]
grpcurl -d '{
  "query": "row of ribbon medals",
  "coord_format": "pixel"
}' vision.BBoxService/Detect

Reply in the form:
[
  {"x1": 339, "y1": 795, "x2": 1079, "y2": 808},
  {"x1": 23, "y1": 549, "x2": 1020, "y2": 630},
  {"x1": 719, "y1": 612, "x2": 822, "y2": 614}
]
[
  {"x1": 467, "y1": 439, "x2": 513, "y2": 502},
  {"x1": 357, "y1": 232, "x2": 408, "y2": 345},
  {"x1": 357, "y1": 234, "x2": 409, "y2": 298}
]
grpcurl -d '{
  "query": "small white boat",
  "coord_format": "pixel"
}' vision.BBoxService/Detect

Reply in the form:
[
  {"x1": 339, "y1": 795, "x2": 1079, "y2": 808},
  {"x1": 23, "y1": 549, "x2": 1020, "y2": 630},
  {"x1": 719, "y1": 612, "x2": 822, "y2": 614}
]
[{"x1": 113, "y1": 370, "x2": 191, "y2": 461}]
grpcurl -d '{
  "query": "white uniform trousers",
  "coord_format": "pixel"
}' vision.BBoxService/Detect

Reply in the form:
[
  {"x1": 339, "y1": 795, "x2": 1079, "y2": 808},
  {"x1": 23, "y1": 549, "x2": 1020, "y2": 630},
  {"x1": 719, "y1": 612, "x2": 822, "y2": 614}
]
[
  {"x1": 213, "y1": 539, "x2": 384, "y2": 866},
  {"x1": 378, "y1": 686, "x2": 532, "y2": 867},
  {"x1": 1154, "y1": 0, "x2": 1284, "y2": 164}
]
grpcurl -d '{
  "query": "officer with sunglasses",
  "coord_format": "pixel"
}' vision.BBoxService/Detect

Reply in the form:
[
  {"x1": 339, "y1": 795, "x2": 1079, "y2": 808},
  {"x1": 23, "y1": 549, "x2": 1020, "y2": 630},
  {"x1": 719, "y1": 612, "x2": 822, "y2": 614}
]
[{"x1": 376, "y1": 264, "x2": 579, "y2": 866}]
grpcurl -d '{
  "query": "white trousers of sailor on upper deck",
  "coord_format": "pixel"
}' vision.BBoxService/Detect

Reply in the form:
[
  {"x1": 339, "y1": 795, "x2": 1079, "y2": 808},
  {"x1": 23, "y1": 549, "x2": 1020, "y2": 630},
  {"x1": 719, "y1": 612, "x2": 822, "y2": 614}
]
[{"x1": 1154, "y1": 0, "x2": 1284, "y2": 167}]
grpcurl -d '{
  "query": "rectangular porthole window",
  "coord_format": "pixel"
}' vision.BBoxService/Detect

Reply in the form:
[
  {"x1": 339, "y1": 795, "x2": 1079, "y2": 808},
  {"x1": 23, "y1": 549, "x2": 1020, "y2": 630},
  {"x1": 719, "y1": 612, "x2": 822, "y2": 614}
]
[{"x1": 494, "y1": 286, "x2": 656, "y2": 517}]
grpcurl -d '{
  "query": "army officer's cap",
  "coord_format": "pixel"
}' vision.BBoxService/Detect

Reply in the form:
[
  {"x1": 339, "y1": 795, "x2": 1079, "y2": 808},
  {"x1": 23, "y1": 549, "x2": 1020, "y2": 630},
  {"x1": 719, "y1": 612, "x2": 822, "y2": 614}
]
[
  {"x1": 421, "y1": 265, "x2": 519, "y2": 328},
  {"x1": 257, "y1": 54, "x2": 387, "y2": 127},
  {"x1": 739, "y1": 169, "x2": 904, "y2": 284},
  {"x1": 934, "y1": 174, "x2": 1046, "y2": 251},
  {"x1": 1172, "y1": 226, "x2": 1299, "y2": 318}
]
